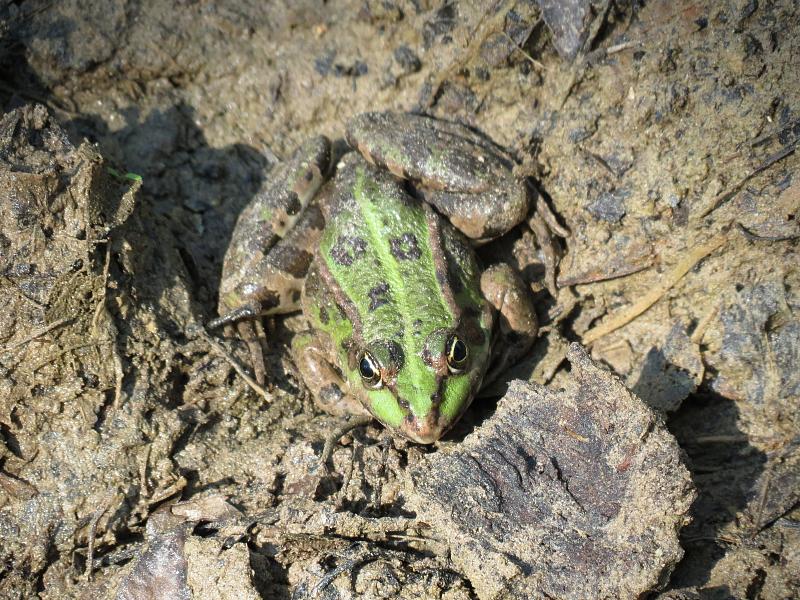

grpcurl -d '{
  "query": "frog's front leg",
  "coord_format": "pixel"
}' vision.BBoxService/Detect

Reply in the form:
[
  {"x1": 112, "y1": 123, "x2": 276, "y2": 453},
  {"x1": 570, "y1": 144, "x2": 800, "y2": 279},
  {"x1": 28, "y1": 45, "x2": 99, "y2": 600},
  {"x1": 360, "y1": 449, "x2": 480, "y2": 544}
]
[
  {"x1": 292, "y1": 330, "x2": 375, "y2": 469},
  {"x1": 290, "y1": 330, "x2": 370, "y2": 419},
  {"x1": 480, "y1": 263, "x2": 539, "y2": 386}
]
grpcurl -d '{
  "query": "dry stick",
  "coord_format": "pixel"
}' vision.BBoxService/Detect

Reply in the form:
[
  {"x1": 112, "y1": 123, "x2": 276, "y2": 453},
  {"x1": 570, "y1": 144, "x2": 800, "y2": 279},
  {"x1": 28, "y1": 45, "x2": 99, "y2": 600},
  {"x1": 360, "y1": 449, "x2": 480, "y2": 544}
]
[
  {"x1": 85, "y1": 493, "x2": 119, "y2": 582},
  {"x1": 699, "y1": 143, "x2": 796, "y2": 217},
  {"x1": 502, "y1": 30, "x2": 546, "y2": 71},
  {"x1": 201, "y1": 329, "x2": 272, "y2": 402},
  {"x1": 582, "y1": 231, "x2": 729, "y2": 345},
  {"x1": 31, "y1": 341, "x2": 111, "y2": 372},
  {"x1": 0, "y1": 317, "x2": 74, "y2": 353},
  {"x1": 91, "y1": 243, "x2": 113, "y2": 331},
  {"x1": 690, "y1": 298, "x2": 721, "y2": 345}
]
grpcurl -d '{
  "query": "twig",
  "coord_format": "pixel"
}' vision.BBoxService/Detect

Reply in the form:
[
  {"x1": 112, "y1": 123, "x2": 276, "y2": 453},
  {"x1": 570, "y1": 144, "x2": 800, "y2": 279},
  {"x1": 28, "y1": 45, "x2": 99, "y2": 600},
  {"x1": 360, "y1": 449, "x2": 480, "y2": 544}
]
[
  {"x1": 736, "y1": 222, "x2": 800, "y2": 242},
  {"x1": 750, "y1": 468, "x2": 773, "y2": 537},
  {"x1": 582, "y1": 231, "x2": 729, "y2": 344},
  {"x1": 310, "y1": 546, "x2": 379, "y2": 598},
  {"x1": 501, "y1": 31, "x2": 546, "y2": 71},
  {"x1": 91, "y1": 243, "x2": 113, "y2": 331},
  {"x1": 201, "y1": 329, "x2": 272, "y2": 402},
  {"x1": 699, "y1": 142, "x2": 797, "y2": 217},
  {"x1": 690, "y1": 299, "x2": 721, "y2": 344},
  {"x1": 85, "y1": 492, "x2": 119, "y2": 582},
  {"x1": 31, "y1": 341, "x2": 111, "y2": 371},
  {"x1": 606, "y1": 41, "x2": 640, "y2": 55},
  {"x1": 0, "y1": 317, "x2": 74, "y2": 353}
]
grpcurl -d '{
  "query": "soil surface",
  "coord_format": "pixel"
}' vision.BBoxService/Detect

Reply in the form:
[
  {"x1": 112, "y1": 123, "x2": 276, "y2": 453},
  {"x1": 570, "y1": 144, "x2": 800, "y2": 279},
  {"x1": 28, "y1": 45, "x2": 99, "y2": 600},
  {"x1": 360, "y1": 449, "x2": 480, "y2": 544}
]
[{"x1": 0, "y1": 1, "x2": 798, "y2": 599}]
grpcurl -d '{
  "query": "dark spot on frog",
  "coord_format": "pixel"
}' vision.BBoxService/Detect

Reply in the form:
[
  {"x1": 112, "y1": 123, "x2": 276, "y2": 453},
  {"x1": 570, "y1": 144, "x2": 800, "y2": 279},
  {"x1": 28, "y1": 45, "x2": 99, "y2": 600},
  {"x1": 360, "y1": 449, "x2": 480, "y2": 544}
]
[
  {"x1": 267, "y1": 244, "x2": 313, "y2": 278},
  {"x1": 285, "y1": 192, "x2": 301, "y2": 215},
  {"x1": 291, "y1": 290, "x2": 301, "y2": 303},
  {"x1": 389, "y1": 233, "x2": 421, "y2": 260},
  {"x1": 330, "y1": 235, "x2": 368, "y2": 266},
  {"x1": 368, "y1": 282, "x2": 391, "y2": 311},
  {"x1": 447, "y1": 262, "x2": 464, "y2": 293},
  {"x1": 461, "y1": 313, "x2": 486, "y2": 346},
  {"x1": 319, "y1": 306, "x2": 329, "y2": 325},
  {"x1": 319, "y1": 383, "x2": 344, "y2": 406},
  {"x1": 412, "y1": 319, "x2": 423, "y2": 336},
  {"x1": 304, "y1": 170, "x2": 314, "y2": 182},
  {"x1": 336, "y1": 302, "x2": 348, "y2": 320},
  {"x1": 256, "y1": 290, "x2": 280, "y2": 311}
]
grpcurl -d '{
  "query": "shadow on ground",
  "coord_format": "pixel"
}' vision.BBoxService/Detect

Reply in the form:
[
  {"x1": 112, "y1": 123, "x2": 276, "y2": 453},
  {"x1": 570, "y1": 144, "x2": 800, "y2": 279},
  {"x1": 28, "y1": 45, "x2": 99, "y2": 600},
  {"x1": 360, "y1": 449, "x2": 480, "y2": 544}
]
[{"x1": 666, "y1": 391, "x2": 767, "y2": 597}]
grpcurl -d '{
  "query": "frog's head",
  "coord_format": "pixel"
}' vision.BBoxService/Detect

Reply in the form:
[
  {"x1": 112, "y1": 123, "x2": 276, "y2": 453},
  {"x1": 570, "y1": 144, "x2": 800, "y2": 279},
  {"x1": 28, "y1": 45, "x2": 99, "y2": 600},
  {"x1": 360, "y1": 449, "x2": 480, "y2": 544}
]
[{"x1": 350, "y1": 323, "x2": 491, "y2": 444}]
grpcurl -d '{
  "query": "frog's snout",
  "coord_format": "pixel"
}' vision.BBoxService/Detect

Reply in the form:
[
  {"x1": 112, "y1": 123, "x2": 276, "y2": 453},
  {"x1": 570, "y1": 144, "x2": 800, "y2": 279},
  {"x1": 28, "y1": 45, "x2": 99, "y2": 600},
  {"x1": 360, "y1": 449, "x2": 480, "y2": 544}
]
[{"x1": 397, "y1": 409, "x2": 448, "y2": 444}]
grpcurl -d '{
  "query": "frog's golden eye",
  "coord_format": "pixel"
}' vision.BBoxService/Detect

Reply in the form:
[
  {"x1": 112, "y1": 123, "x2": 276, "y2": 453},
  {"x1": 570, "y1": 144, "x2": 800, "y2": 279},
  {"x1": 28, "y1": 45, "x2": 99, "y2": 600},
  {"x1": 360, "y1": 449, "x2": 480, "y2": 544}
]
[
  {"x1": 445, "y1": 335, "x2": 468, "y2": 373},
  {"x1": 358, "y1": 352, "x2": 383, "y2": 388}
]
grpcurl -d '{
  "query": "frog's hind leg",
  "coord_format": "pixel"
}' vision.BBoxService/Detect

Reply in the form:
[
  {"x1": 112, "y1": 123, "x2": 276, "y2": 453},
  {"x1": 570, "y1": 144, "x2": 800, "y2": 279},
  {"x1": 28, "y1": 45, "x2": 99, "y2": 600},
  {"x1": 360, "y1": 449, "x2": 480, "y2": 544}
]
[{"x1": 210, "y1": 199, "x2": 327, "y2": 385}]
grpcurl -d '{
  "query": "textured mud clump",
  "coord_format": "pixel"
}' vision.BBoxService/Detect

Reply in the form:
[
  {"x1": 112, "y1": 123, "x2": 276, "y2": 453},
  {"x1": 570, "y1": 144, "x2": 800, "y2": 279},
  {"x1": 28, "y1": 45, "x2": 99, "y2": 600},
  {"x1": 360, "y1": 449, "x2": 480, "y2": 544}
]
[
  {"x1": 1, "y1": 0, "x2": 799, "y2": 598},
  {"x1": 410, "y1": 344, "x2": 695, "y2": 599},
  {"x1": 0, "y1": 104, "x2": 140, "y2": 596}
]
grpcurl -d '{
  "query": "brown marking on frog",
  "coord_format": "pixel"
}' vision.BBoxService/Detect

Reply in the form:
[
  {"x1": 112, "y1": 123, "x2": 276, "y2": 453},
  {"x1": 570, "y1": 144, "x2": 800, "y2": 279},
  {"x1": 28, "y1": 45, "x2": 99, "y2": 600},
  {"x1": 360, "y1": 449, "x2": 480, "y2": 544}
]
[
  {"x1": 266, "y1": 244, "x2": 314, "y2": 279},
  {"x1": 368, "y1": 282, "x2": 391, "y2": 311},
  {"x1": 424, "y1": 204, "x2": 459, "y2": 316},
  {"x1": 389, "y1": 232, "x2": 421, "y2": 261},
  {"x1": 329, "y1": 235, "x2": 367, "y2": 267},
  {"x1": 315, "y1": 258, "x2": 364, "y2": 343}
]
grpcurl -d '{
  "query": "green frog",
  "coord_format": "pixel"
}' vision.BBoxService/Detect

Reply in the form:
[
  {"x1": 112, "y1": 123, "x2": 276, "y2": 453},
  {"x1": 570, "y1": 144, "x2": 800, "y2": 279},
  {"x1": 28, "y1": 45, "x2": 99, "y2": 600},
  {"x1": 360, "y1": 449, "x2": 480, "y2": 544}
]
[{"x1": 209, "y1": 112, "x2": 560, "y2": 444}]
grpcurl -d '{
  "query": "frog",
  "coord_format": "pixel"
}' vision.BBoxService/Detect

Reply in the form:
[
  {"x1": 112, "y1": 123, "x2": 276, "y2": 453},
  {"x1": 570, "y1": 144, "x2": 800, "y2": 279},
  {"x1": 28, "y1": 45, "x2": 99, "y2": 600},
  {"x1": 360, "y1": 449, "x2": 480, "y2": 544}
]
[{"x1": 208, "y1": 112, "x2": 563, "y2": 444}]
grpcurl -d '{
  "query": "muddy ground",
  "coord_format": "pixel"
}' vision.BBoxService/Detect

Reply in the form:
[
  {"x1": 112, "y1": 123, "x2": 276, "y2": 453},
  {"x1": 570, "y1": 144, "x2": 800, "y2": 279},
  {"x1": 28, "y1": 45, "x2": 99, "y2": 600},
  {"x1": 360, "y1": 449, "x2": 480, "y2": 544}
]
[{"x1": 0, "y1": 0, "x2": 798, "y2": 598}]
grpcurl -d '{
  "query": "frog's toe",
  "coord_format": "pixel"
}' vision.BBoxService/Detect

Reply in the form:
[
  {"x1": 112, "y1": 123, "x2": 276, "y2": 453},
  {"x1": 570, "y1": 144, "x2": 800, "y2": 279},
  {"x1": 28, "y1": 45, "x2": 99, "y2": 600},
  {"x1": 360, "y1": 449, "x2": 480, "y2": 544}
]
[
  {"x1": 207, "y1": 302, "x2": 262, "y2": 330},
  {"x1": 528, "y1": 205, "x2": 564, "y2": 297},
  {"x1": 236, "y1": 320, "x2": 268, "y2": 385}
]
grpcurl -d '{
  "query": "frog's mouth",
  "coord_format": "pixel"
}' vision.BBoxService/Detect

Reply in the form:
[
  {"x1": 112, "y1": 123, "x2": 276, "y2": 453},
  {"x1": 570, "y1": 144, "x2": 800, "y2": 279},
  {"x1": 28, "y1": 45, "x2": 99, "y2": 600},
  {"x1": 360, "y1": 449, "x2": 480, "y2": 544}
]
[{"x1": 396, "y1": 408, "x2": 454, "y2": 444}]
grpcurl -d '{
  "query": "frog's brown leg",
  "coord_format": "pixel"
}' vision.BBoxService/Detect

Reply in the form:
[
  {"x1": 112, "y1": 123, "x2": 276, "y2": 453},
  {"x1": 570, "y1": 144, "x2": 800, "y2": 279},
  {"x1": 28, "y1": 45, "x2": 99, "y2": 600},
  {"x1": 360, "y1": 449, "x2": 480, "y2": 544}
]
[
  {"x1": 211, "y1": 200, "x2": 327, "y2": 384},
  {"x1": 526, "y1": 184, "x2": 568, "y2": 298},
  {"x1": 479, "y1": 263, "x2": 539, "y2": 387},
  {"x1": 211, "y1": 137, "x2": 331, "y2": 384},
  {"x1": 319, "y1": 415, "x2": 373, "y2": 473},
  {"x1": 422, "y1": 188, "x2": 529, "y2": 243},
  {"x1": 291, "y1": 330, "x2": 369, "y2": 418},
  {"x1": 291, "y1": 330, "x2": 372, "y2": 470},
  {"x1": 207, "y1": 302, "x2": 261, "y2": 330}
]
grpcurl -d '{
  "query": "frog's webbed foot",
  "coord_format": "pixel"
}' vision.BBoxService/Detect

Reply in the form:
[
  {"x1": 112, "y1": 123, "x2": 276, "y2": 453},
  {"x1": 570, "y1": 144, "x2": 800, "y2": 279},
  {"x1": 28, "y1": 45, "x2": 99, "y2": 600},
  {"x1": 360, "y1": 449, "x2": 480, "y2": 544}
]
[
  {"x1": 525, "y1": 180, "x2": 569, "y2": 298},
  {"x1": 207, "y1": 302, "x2": 269, "y2": 385},
  {"x1": 319, "y1": 415, "x2": 373, "y2": 474}
]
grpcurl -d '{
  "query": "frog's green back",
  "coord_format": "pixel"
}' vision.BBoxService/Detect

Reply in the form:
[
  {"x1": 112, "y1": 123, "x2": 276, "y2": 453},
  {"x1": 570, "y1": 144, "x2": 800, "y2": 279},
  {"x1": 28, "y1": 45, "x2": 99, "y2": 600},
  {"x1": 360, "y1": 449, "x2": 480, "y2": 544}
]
[{"x1": 313, "y1": 156, "x2": 491, "y2": 438}]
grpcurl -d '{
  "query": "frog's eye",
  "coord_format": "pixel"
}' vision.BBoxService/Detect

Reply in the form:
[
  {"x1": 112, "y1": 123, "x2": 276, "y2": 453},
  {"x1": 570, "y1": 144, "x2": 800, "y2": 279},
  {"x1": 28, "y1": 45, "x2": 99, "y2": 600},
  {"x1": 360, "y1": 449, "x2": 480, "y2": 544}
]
[
  {"x1": 445, "y1": 335, "x2": 468, "y2": 373},
  {"x1": 358, "y1": 352, "x2": 383, "y2": 388}
]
